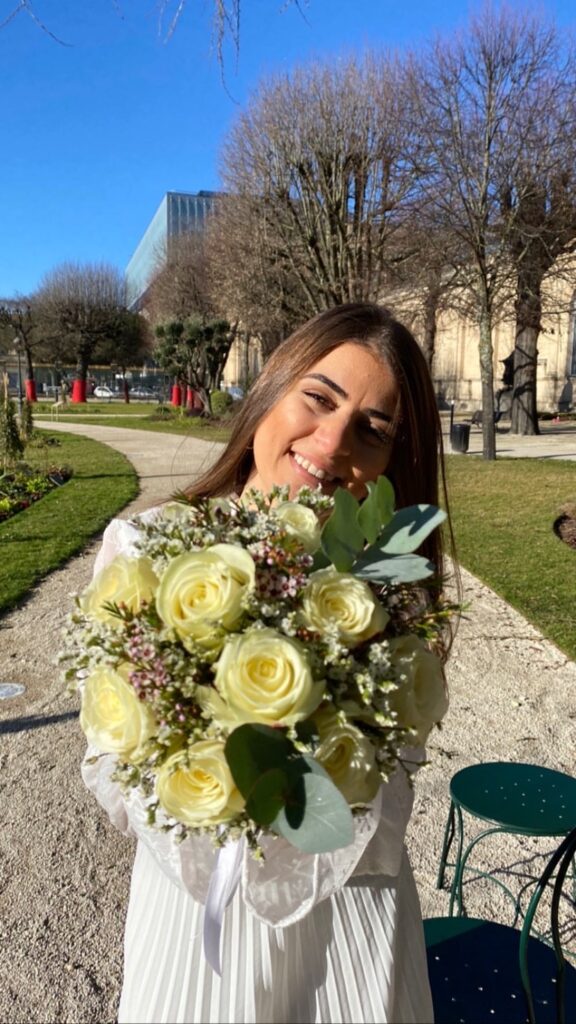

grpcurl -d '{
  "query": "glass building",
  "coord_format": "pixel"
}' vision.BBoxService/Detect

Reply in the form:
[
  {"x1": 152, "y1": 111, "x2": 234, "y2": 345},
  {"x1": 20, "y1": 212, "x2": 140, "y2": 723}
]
[{"x1": 125, "y1": 190, "x2": 219, "y2": 309}]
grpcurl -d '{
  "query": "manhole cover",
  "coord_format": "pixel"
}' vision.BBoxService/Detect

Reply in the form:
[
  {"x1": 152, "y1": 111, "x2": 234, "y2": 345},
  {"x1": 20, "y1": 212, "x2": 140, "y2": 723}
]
[{"x1": 0, "y1": 683, "x2": 25, "y2": 699}]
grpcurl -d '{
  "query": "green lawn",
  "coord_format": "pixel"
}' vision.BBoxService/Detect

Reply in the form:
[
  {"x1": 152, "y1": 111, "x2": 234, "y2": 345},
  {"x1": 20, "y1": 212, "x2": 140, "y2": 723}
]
[
  {"x1": 0, "y1": 431, "x2": 138, "y2": 614},
  {"x1": 34, "y1": 406, "x2": 231, "y2": 442},
  {"x1": 445, "y1": 456, "x2": 575, "y2": 658}
]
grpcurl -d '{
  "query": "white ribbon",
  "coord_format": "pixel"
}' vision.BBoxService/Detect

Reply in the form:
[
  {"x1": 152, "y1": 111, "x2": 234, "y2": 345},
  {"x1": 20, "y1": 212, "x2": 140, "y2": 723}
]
[{"x1": 203, "y1": 837, "x2": 245, "y2": 975}]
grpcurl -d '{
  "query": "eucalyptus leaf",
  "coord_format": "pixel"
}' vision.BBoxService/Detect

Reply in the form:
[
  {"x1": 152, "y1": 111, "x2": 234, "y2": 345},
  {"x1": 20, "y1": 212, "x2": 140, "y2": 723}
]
[
  {"x1": 373, "y1": 504, "x2": 446, "y2": 555},
  {"x1": 271, "y1": 771, "x2": 355, "y2": 853},
  {"x1": 353, "y1": 552, "x2": 435, "y2": 584},
  {"x1": 245, "y1": 768, "x2": 290, "y2": 828},
  {"x1": 225, "y1": 724, "x2": 296, "y2": 799},
  {"x1": 357, "y1": 476, "x2": 396, "y2": 544},
  {"x1": 321, "y1": 488, "x2": 364, "y2": 571}
]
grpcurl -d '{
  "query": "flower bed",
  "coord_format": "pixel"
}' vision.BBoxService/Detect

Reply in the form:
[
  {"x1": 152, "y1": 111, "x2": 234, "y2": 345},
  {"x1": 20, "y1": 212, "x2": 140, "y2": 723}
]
[{"x1": 0, "y1": 465, "x2": 73, "y2": 522}]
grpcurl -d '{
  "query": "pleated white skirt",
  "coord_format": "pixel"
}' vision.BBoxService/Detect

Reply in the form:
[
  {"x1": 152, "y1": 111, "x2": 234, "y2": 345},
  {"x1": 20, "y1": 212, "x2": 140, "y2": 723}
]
[{"x1": 118, "y1": 842, "x2": 433, "y2": 1024}]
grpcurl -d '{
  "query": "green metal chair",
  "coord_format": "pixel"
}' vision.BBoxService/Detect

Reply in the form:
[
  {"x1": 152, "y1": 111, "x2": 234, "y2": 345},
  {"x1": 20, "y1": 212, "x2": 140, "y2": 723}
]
[
  {"x1": 425, "y1": 826, "x2": 576, "y2": 1024},
  {"x1": 437, "y1": 762, "x2": 576, "y2": 918}
]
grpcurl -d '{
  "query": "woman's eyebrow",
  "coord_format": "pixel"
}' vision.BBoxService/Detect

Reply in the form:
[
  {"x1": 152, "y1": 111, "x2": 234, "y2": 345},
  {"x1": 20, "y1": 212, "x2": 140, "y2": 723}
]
[{"x1": 303, "y1": 373, "x2": 393, "y2": 423}]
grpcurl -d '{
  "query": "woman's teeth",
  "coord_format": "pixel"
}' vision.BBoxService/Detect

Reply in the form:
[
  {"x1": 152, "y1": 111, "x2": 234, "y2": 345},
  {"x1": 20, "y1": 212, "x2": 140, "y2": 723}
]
[{"x1": 292, "y1": 452, "x2": 334, "y2": 482}]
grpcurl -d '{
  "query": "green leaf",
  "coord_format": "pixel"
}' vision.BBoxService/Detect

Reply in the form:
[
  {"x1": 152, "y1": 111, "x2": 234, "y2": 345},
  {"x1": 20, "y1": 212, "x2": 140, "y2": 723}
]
[
  {"x1": 271, "y1": 765, "x2": 355, "y2": 853},
  {"x1": 245, "y1": 768, "x2": 290, "y2": 828},
  {"x1": 353, "y1": 552, "x2": 435, "y2": 584},
  {"x1": 357, "y1": 476, "x2": 396, "y2": 544},
  {"x1": 321, "y1": 488, "x2": 364, "y2": 571},
  {"x1": 225, "y1": 724, "x2": 296, "y2": 799},
  {"x1": 373, "y1": 504, "x2": 446, "y2": 555}
]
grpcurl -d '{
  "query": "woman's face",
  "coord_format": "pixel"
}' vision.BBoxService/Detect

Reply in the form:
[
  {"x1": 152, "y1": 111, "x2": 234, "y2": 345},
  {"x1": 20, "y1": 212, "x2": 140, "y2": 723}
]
[{"x1": 244, "y1": 342, "x2": 399, "y2": 500}]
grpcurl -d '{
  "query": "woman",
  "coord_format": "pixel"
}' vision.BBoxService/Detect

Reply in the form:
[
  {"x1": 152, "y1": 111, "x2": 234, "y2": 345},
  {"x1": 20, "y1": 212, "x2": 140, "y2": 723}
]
[{"x1": 83, "y1": 303, "x2": 452, "y2": 1024}]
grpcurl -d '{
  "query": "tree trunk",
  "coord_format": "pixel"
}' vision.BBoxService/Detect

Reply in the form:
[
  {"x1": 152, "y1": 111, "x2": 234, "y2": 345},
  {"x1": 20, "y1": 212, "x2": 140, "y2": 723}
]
[
  {"x1": 24, "y1": 344, "x2": 35, "y2": 383},
  {"x1": 510, "y1": 323, "x2": 540, "y2": 434},
  {"x1": 478, "y1": 311, "x2": 496, "y2": 460},
  {"x1": 510, "y1": 284, "x2": 542, "y2": 435},
  {"x1": 422, "y1": 288, "x2": 438, "y2": 372}
]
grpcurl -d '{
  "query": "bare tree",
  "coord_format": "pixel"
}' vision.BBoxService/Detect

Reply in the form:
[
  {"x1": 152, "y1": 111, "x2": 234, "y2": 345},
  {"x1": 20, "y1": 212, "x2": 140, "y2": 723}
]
[
  {"x1": 219, "y1": 55, "x2": 421, "y2": 345},
  {"x1": 412, "y1": 7, "x2": 564, "y2": 458},
  {"x1": 499, "y1": 55, "x2": 576, "y2": 434},
  {"x1": 146, "y1": 231, "x2": 213, "y2": 326},
  {"x1": 0, "y1": 297, "x2": 45, "y2": 400},
  {"x1": 35, "y1": 262, "x2": 127, "y2": 401}
]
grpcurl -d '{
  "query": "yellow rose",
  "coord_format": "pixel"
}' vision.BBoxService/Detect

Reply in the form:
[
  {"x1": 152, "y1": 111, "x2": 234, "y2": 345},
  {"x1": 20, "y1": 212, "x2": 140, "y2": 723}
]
[
  {"x1": 80, "y1": 555, "x2": 159, "y2": 625},
  {"x1": 274, "y1": 502, "x2": 322, "y2": 553},
  {"x1": 301, "y1": 568, "x2": 389, "y2": 647},
  {"x1": 313, "y1": 705, "x2": 380, "y2": 805},
  {"x1": 80, "y1": 664, "x2": 157, "y2": 762},
  {"x1": 388, "y1": 635, "x2": 448, "y2": 744},
  {"x1": 214, "y1": 627, "x2": 324, "y2": 727},
  {"x1": 155, "y1": 741, "x2": 245, "y2": 827},
  {"x1": 156, "y1": 544, "x2": 255, "y2": 649}
]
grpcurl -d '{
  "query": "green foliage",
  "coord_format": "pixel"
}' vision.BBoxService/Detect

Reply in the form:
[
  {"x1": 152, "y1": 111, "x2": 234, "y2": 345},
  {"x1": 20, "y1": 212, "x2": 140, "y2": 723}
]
[
  {"x1": 225, "y1": 723, "x2": 354, "y2": 852},
  {"x1": 210, "y1": 389, "x2": 233, "y2": 417},
  {"x1": 320, "y1": 476, "x2": 445, "y2": 582},
  {"x1": 155, "y1": 316, "x2": 233, "y2": 401},
  {"x1": 0, "y1": 393, "x2": 25, "y2": 467}
]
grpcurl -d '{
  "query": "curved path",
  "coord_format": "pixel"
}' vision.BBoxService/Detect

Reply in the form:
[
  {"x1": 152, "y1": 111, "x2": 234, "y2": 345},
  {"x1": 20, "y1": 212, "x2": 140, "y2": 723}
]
[{"x1": 0, "y1": 423, "x2": 574, "y2": 1023}]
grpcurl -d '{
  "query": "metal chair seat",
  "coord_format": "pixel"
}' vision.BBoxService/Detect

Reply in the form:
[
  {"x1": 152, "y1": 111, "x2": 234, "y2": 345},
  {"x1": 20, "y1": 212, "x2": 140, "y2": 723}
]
[
  {"x1": 425, "y1": 917, "x2": 576, "y2": 1024},
  {"x1": 437, "y1": 762, "x2": 576, "y2": 916},
  {"x1": 426, "y1": 826, "x2": 576, "y2": 1024}
]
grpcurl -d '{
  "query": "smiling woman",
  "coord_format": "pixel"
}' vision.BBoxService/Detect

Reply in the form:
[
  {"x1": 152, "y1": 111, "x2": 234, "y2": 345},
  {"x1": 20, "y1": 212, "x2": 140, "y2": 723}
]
[
  {"x1": 82, "y1": 303, "x2": 453, "y2": 1024},
  {"x1": 191, "y1": 302, "x2": 447, "y2": 571},
  {"x1": 247, "y1": 343, "x2": 398, "y2": 499}
]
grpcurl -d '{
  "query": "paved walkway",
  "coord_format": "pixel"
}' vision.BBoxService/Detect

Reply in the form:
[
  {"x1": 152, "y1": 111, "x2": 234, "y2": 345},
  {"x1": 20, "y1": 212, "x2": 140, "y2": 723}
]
[{"x1": 1, "y1": 420, "x2": 575, "y2": 1023}]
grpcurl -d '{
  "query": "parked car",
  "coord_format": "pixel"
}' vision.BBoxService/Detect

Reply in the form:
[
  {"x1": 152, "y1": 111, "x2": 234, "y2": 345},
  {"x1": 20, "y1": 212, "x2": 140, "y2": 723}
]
[
  {"x1": 129, "y1": 386, "x2": 160, "y2": 400},
  {"x1": 93, "y1": 385, "x2": 117, "y2": 399}
]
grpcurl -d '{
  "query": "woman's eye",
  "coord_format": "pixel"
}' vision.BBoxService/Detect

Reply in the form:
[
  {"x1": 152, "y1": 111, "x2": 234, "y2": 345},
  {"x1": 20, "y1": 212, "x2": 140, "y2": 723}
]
[
  {"x1": 363, "y1": 422, "x2": 393, "y2": 446},
  {"x1": 304, "y1": 390, "x2": 332, "y2": 409}
]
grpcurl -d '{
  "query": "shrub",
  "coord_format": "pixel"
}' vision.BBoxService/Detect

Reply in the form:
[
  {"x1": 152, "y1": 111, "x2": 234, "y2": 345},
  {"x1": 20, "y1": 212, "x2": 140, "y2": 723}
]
[{"x1": 210, "y1": 390, "x2": 234, "y2": 418}]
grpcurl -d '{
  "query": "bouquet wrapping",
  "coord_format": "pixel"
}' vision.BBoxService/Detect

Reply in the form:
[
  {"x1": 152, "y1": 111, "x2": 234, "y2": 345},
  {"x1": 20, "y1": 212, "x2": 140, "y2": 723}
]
[{"x1": 64, "y1": 476, "x2": 451, "y2": 856}]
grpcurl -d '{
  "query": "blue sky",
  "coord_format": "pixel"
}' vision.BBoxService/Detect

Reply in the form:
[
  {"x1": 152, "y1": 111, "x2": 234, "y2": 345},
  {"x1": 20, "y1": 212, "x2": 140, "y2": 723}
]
[{"x1": 0, "y1": 0, "x2": 573, "y2": 297}]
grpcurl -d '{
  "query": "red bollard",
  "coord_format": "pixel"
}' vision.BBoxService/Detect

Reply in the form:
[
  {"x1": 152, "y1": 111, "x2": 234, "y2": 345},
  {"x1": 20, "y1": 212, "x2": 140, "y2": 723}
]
[
  {"x1": 171, "y1": 384, "x2": 182, "y2": 407},
  {"x1": 25, "y1": 379, "x2": 37, "y2": 402},
  {"x1": 72, "y1": 379, "x2": 87, "y2": 403}
]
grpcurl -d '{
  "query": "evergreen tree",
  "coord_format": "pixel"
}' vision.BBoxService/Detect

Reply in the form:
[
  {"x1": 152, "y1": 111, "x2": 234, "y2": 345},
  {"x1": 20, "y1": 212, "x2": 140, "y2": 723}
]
[{"x1": 0, "y1": 390, "x2": 25, "y2": 468}]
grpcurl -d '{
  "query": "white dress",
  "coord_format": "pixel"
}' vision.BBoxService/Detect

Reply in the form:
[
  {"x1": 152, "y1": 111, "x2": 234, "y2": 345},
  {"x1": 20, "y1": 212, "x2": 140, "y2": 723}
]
[{"x1": 82, "y1": 519, "x2": 434, "y2": 1024}]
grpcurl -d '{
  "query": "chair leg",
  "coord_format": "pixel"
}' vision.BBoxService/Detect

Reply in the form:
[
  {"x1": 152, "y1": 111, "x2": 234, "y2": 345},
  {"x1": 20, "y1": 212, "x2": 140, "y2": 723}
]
[
  {"x1": 436, "y1": 800, "x2": 456, "y2": 891},
  {"x1": 448, "y1": 804, "x2": 465, "y2": 917}
]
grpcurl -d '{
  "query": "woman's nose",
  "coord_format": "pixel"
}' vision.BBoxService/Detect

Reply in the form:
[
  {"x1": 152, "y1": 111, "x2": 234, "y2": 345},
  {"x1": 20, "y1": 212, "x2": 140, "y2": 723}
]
[{"x1": 314, "y1": 413, "x2": 353, "y2": 456}]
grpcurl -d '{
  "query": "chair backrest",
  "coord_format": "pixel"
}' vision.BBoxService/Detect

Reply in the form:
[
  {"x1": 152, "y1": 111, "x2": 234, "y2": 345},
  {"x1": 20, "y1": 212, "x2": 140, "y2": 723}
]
[{"x1": 520, "y1": 825, "x2": 576, "y2": 1024}]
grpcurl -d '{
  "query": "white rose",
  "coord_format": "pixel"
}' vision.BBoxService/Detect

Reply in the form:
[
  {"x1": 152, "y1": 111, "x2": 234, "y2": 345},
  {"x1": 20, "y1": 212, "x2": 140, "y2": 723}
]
[
  {"x1": 80, "y1": 664, "x2": 157, "y2": 763},
  {"x1": 301, "y1": 568, "x2": 389, "y2": 647},
  {"x1": 155, "y1": 741, "x2": 245, "y2": 827},
  {"x1": 79, "y1": 555, "x2": 159, "y2": 625},
  {"x1": 156, "y1": 544, "x2": 255, "y2": 649},
  {"x1": 388, "y1": 635, "x2": 448, "y2": 744},
  {"x1": 214, "y1": 627, "x2": 324, "y2": 727},
  {"x1": 313, "y1": 705, "x2": 380, "y2": 805},
  {"x1": 274, "y1": 502, "x2": 322, "y2": 553}
]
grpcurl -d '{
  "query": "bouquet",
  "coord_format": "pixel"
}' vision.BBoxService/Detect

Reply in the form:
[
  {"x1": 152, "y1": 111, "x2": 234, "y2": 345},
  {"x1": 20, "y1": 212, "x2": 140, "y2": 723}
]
[{"x1": 63, "y1": 477, "x2": 452, "y2": 857}]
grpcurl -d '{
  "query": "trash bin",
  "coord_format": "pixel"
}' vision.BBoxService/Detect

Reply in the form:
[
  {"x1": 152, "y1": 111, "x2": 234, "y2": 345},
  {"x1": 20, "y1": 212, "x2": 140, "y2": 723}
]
[{"x1": 450, "y1": 422, "x2": 470, "y2": 453}]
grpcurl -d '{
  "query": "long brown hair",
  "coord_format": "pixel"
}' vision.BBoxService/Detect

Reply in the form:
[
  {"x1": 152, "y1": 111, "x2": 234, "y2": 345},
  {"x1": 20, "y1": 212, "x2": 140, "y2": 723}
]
[{"x1": 189, "y1": 303, "x2": 454, "y2": 580}]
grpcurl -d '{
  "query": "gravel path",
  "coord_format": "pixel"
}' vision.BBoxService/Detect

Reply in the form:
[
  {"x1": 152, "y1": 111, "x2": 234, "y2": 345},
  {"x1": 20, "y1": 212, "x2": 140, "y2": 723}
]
[{"x1": 1, "y1": 423, "x2": 574, "y2": 1023}]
